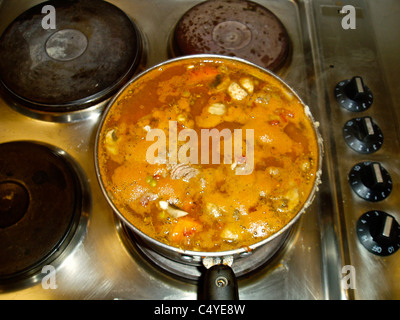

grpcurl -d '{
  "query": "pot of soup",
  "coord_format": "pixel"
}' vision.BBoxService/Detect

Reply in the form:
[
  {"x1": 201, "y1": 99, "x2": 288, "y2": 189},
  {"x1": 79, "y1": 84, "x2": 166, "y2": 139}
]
[{"x1": 95, "y1": 55, "x2": 322, "y2": 299}]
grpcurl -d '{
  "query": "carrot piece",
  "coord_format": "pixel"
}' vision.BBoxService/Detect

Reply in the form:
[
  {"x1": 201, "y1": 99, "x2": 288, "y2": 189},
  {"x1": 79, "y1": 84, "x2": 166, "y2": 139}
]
[
  {"x1": 171, "y1": 216, "x2": 202, "y2": 243},
  {"x1": 187, "y1": 66, "x2": 219, "y2": 84}
]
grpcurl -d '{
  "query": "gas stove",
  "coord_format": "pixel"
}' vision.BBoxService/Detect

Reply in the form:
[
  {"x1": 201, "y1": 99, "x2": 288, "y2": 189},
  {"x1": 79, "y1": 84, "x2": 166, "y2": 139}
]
[{"x1": 0, "y1": 0, "x2": 399, "y2": 300}]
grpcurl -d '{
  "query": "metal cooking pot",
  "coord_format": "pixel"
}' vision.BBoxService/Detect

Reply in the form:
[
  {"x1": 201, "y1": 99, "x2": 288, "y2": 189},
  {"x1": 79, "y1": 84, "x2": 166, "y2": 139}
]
[{"x1": 94, "y1": 55, "x2": 323, "y2": 300}]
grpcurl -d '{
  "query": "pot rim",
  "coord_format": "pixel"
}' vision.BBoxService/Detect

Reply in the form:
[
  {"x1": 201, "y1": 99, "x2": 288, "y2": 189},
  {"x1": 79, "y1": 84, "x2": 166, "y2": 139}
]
[{"x1": 94, "y1": 54, "x2": 323, "y2": 258}]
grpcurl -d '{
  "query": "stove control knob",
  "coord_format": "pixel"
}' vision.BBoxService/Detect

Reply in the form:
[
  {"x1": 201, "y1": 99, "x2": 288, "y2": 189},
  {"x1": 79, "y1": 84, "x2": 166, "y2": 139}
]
[
  {"x1": 349, "y1": 161, "x2": 392, "y2": 202},
  {"x1": 357, "y1": 211, "x2": 400, "y2": 256},
  {"x1": 343, "y1": 117, "x2": 383, "y2": 154},
  {"x1": 334, "y1": 76, "x2": 373, "y2": 112}
]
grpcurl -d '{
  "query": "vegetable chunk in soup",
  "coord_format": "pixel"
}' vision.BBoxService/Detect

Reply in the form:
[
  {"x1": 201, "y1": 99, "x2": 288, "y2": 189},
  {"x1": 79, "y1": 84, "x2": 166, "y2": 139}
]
[{"x1": 97, "y1": 57, "x2": 320, "y2": 252}]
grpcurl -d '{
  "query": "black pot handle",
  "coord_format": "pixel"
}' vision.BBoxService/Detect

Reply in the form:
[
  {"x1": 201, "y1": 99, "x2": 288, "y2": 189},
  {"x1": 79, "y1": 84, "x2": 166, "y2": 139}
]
[{"x1": 202, "y1": 264, "x2": 239, "y2": 300}]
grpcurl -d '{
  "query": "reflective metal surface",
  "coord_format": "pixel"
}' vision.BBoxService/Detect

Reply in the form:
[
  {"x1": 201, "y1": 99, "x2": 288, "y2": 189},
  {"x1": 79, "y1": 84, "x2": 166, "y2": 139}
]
[
  {"x1": 0, "y1": 0, "x2": 399, "y2": 300},
  {"x1": 307, "y1": 0, "x2": 400, "y2": 299}
]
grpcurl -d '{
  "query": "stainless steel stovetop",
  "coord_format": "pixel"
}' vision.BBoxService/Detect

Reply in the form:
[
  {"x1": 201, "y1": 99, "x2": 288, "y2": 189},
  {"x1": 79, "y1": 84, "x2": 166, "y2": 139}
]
[{"x1": 0, "y1": 0, "x2": 399, "y2": 300}]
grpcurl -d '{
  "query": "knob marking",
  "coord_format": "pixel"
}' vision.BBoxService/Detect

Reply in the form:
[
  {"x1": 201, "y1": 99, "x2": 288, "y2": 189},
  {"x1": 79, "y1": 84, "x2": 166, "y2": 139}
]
[{"x1": 357, "y1": 211, "x2": 400, "y2": 256}]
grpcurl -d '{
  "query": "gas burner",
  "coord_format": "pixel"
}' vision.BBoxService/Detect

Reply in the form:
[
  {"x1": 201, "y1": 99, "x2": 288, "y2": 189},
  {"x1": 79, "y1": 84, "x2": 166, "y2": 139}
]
[
  {"x1": 0, "y1": 0, "x2": 143, "y2": 116},
  {"x1": 0, "y1": 141, "x2": 86, "y2": 287},
  {"x1": 172, "y1": 0, "x2": 290, "y2": 72},
  {"x1": 117, "y1": 218, "x2": 294, "y2": 282}
]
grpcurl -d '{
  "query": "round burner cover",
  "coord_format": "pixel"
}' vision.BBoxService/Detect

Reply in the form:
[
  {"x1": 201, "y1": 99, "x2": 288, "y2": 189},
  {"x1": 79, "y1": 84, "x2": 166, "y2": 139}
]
[
  {"x1": 0, "y1": 0, "x2": 142, "y2": 112},
  {"x1": 0, "y1": 141, "x2": 82, "y2": 283},
  {"x1": 173, "y1": 0, "x2": 290, "y2": 72}
]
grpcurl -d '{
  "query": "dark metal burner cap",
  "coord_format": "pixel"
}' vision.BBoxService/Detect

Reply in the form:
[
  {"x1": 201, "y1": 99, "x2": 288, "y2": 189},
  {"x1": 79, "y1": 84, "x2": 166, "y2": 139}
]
[
  {"x1": 173, "y1": 0, "x2": 290, "y2": 72},
  {"x1": 0, "y1": 181, "x2": 30, "y2": 228},
  {"x1": 0, "y1": 141, "x2": 82, "y2": 283},
  {"x1": 0, "y1": 0, "x2": 142, "y2": 112}
]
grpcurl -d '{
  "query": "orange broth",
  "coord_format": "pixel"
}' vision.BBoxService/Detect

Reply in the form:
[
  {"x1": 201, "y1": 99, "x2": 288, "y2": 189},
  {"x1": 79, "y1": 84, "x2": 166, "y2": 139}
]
[{"x1": 97, "y1": 57, "x2": 320, "y2": 252}]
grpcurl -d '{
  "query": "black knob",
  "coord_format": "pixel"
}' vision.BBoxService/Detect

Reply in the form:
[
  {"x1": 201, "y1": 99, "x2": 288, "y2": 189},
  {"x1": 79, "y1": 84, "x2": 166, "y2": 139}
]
[
  {"x1": 334, "y1": 76, "x2": 373, "y2": 112},
  {"x1": 343, "y1": 117, "x2": 383, "y2": 154},
  {"x1": 349, "y1": 161, "x2": 392, "y2": 202},
  {"x1": 357, "y1": 210, "x2": 400, "y2": 256}
]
